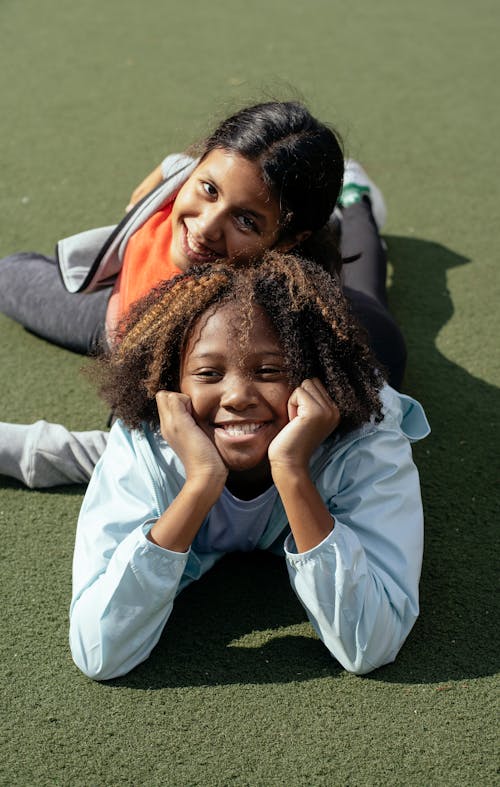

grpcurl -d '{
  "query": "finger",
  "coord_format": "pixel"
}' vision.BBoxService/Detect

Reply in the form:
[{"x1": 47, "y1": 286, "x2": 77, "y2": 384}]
[
  {"x1": 304, "y1": 380, "x2": 340, "y2": 422},
  {"x1": 300, "y1": 378, "x2": 324, "y2": 400},
  {"x1": 300, "y1": 377, "x2": 328, "y2": 403},
  {"x1": 297, "y1": 381, "x2": 341, "y2": 431},
  {"x1": 286, "y1": 386, "x2": 321, "y2": 423},
  {"x1": 126, "y1": 184, "x2": 146, "y2": 211},
  {"x1": 156, "y1": 390, "x2": 190, "y2": 403},
  {"x1": 301, "y1": 378, "x2": 340, "y2": 415},
  {"x1": 308, "y1": 377, "x2": 331, "y2": 399},
  {"x1": 287, "y1": 389, "x2": 299, "y2": 420},
  {"x1": 295, "y1": 380, "x2": 327, "y2": 411},
  {"x1": 155, "y1": 390, "x2": 192, "y2": 418}
]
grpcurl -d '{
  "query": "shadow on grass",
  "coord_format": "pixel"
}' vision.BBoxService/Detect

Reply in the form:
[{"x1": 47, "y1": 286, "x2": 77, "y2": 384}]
[
  {"x1": 375, "y1": 236, "x2": 499, "y2": 685},
  {"x1": 0, "y1": 476, "x2": 86, "y2": 495},
  {"x1": 109, "y1": 551, "x2": 341, "y2": 690}
]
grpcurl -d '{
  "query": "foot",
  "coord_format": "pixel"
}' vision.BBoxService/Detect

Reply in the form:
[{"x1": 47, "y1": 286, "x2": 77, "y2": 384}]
[{"x1": 339, "y1": 160, "x2": 387, "y2": 231}]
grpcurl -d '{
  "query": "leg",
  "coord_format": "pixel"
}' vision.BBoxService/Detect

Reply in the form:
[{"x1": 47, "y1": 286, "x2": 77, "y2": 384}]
[
  {"x1": 340, "y1": 199, "x2": 388, "y2": 307},
  {"x1": 339, "y1": 198, "x2": 407, "y2": 390},
  {"x1": 0, "y1": 252, "x2": 110, "y2": 354},
  {"x1": 0, "y1": 421, "x2": 108, "y2": 487},
  {"x1": 343, "y1": 285, "x2": 407, "y2": 391}
]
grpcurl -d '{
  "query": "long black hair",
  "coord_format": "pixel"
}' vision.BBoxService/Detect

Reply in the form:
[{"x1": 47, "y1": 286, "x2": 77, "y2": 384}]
[{"x1": 200, "y1": 101, "x2": 344, "y2": 271}]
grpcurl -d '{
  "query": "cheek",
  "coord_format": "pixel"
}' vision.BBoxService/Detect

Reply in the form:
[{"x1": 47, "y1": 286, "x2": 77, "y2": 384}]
[
  {"x1": 178, "y1": 372, "x2": 190, "y2": 396},
  {"x1": 269, "y1": 385, "x2": 292, "y2": 423},
  {"x1": 172, "y1": 183, "x2": 195, "y2": 218},
  {"x1": 182, "y1": 386, "x2": 213, "y2": 422},
  {"x1": 229, "y1": 235, "x2": 268, "y2": 262}
]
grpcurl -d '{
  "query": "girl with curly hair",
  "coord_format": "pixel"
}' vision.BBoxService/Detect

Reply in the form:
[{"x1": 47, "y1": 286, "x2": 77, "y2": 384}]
[{"x1": 70, "y1": 252, "x2": 429, "y2": 680}]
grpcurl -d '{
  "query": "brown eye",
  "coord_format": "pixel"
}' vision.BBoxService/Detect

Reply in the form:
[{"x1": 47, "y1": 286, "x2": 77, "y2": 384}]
[
  {"x1": 236, "y1": 214, "x2": 258, "y2": 232},
  {"x1": 194, "y1": 368, "x2": 222, "y2": 380},
  {"x1": 257, "y1": 366, "x2": 284, "y2": 377},
  {"x1": 202, "y1": 181, "x2": 217, "y2": 197}
]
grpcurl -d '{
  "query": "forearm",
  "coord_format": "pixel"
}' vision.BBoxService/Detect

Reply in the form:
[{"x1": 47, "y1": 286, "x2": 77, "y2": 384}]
[
  {"x1": 272, "y1": 468, "x2": 334, "y2": 553},
  {"x1": 147, "y1": 476, "x2": 225, "y2": 552},
  {"x1": 270, "y1": 386, "x2": 425, "y2": 674},
  {"x1": 285, "y1": 520, "x2": 420, "y2": 675}
]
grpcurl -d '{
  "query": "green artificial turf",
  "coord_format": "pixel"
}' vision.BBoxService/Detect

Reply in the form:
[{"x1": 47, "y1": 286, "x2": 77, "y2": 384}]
[{"x1": 1, "y1": 0, "x2": 498, "y2": 784}]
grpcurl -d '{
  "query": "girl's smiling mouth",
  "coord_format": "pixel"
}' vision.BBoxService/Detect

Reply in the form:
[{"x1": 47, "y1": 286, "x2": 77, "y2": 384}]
[
  {"x1": 213, "y1": 421, "x2": 268, "y2": 438},
  {"x1": 181, "y1": 223, "x2": 223, "y2": 262}
]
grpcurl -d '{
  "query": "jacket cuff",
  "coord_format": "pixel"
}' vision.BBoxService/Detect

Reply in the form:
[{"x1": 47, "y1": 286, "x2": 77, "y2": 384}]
[
  {"x1": 284, "y1": 517, "x2": 336, "y2": 560},
  {"x1": 139, "y1": 520, "x2": 191, "y2": 558}
]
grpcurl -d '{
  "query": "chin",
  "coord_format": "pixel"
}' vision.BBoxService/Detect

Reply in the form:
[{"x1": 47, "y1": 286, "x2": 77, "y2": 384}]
[
  {"x1": 224, "y1": 455, "x2": 271, "y2": 476},
  {"x1": 224, "y1": 460, "x2": 258, "y2": 474}
]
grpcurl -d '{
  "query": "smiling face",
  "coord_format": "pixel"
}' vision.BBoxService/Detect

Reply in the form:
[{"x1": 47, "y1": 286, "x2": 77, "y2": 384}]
[
  {"x1": 169, "y1": 149, "x2": 285, "y2": 272},
  {"x1": 179, "y1": 301, "x2": 292, "y2": 497}
]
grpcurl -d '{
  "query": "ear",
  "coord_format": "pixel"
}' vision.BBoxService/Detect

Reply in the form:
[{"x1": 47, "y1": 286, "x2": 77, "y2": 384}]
[{"x1": 274, "y1": 230, "x2": 312, "y2": 253}]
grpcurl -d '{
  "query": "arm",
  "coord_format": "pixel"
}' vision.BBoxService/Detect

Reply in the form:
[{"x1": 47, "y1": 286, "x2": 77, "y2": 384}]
[
  {"x1": 125, "y1": 153, "x2": 197, "y2": 211},
  {"x1": 126, "y1": 164, "x2": 164, "y2": 211},
  {"x1": 69, "y1": 422, "x2": 189, "y2": 680},
  {"x1": 269, "y1": 380, "x2": 424, "y2": 675},
  {"x1": 283, "y1": 427, "x2": 423, "y2": 675},
  {"x1": 146, "y1": 391, "x2": 227, "y2": 551},
  {"x1": 269, "y1": 378, "x2": 340, "y2": 552},
  {"x1": 70, "y1": 397, "x2": 227, "y2": 680}
]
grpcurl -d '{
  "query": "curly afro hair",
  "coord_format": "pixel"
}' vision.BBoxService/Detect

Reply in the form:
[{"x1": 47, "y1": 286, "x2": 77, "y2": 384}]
[{"x1": 94, "y1": 251, "x2": 385, "y2": 434}]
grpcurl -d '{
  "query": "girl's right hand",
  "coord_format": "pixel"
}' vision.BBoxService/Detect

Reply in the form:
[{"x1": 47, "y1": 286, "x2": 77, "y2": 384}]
[
  {"x1": 147, "y1": 392, "x2": 227, "y2": 552},
  {"x1": 156, "y1": 391, "x2": 228, "y2": 488}
]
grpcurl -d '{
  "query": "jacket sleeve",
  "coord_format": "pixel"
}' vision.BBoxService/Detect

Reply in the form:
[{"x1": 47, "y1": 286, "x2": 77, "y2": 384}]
[
  {"x1": 69, "y1": 423, "x2": 190, "y2": 681},
  {"x1": 160, "y1": 152, "x2": 196, "y2": 179},
  {"x1": 284, "y1": 426, "x2": 424, "y2": 675}
]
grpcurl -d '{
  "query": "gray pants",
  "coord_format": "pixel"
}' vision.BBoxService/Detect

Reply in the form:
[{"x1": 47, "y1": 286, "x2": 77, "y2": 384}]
[
  {"x1": 0, "y1": 253, "x2": 111, "y2": 486},
  {"x1": 0, "y1": 421, "x2": 108, "y2": 487},
  {"x1": 0, "y1": 201, "x2": 406, "y2": 488}
]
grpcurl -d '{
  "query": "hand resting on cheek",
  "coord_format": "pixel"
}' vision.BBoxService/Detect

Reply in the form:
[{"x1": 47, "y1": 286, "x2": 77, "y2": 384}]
[
  {"x1": 268, "y1": 377, "x2": 341, "y2": 474},
  {"x1": 155, "y1": 390, "x2": 228, "y2": 488}
]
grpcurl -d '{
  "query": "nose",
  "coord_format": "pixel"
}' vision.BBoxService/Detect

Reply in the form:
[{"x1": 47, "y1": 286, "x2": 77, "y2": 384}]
[
  {"x1": 197, "y1": 204, "x2": 224, "y2": 243},
  {"x1": 220, "y1": 372, "x2": 259, "y2": 411}
]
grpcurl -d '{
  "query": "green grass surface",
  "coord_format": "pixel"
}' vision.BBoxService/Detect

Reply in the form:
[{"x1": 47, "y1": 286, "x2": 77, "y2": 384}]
[{"x1": 1, "y1": 0, "x2": 498, "y2": 784}]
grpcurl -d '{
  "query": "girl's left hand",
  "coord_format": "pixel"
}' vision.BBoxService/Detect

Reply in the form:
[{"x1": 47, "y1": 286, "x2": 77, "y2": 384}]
[{"x1": 268, "y1": 378, "x2": 340, "y2": 473}]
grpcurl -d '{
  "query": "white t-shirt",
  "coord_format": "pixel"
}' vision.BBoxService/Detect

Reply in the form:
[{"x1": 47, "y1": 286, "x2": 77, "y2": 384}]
[{"x1": 192, "y1": 485, "x2": 278, "y2": 553}]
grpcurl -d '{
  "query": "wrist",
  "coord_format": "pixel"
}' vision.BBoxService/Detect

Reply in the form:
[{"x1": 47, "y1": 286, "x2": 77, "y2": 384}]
[
  {"x1": 271, "y1": 471, "x2": 334, "y2": 553},
  {"x1": 271, "y1": 465, "x2": 313, "y2": 500},
  {"x1": 183, "y1": 471, "x2": 226, "y2": 503},
  {"x1": 270, "y1": 459, "x2": 310, "y2": 484},
  {"x1": 148, "y1": 474, "x2": 224, "y2": 553}
]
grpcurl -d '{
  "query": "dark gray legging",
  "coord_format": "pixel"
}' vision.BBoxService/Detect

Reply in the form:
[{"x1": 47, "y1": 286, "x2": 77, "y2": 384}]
[
  {"x1": 0, "y1": 252, "x2": 110, "y2": 355},
  {"x1": 0, "y1": 200, "x2": 406, "y2": 387},
  {"x1": 340, "y1": 200, "x2": 407, "y2": 390}
]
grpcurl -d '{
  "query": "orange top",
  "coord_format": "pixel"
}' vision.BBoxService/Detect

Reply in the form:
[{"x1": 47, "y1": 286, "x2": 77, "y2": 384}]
[{"x1": 105, "y1": 203, "x2": 181, "y2": 342}]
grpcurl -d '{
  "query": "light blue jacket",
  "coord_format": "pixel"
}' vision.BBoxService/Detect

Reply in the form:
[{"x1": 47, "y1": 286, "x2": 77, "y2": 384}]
[{"x1": 69, "y1": 385, "x2": 430, "y2": 680}]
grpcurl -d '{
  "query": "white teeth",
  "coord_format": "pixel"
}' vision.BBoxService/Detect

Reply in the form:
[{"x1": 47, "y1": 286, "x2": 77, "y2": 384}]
[
  {"x1": 221, "y1": 423, "x2": 263, "y2": 436},
  {"x1": 187, "y1": 229, "x2": 213, "y2": 257}
]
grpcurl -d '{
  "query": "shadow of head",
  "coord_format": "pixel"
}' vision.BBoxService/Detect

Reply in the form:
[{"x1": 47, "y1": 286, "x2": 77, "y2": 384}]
[{"x1": 386, "y1": 235, "x2": 470, "y2": 341}]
